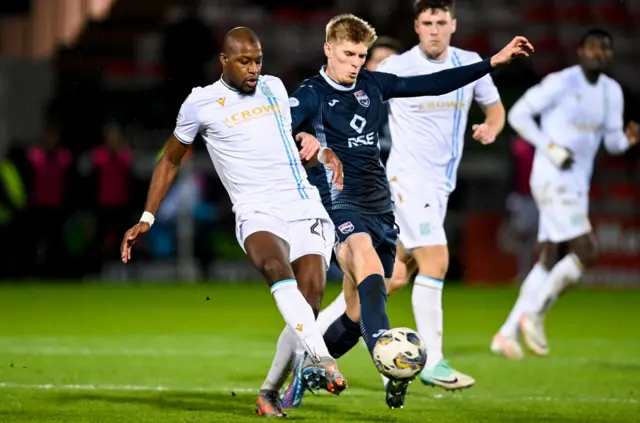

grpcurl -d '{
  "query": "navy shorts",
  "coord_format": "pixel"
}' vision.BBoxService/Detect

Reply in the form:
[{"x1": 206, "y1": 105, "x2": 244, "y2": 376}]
[{"x1": 329, "y1": 209, "x2": 398, "y2": 278}]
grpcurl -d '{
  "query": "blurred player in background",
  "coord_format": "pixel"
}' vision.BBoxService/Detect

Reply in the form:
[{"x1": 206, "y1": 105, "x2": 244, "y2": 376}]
[
  {"x1": 267, "y1": 13, "x2": 532, "y2": 410},
  {"x1": 506, "y1": 136, "x2": 538, "y2": 281},
  {"x1": 119, "y1": 27, "x2": 347, "y2": 418},
  {"x1": 365, "y1": 37, "x2": 403, "y2": 165},
  {"x1": 377, "y1": 0, "x2": 505, "y2": 390},
  {"x1": 492, "y1": 28, "x2": 639, "y2": 359}
]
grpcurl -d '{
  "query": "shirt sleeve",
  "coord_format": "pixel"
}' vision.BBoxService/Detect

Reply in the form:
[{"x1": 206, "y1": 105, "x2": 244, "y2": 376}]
[
  {"x1": 372, "y1": 59, "x2": 493, "y2": 100},
  {"x1": 289, "y1": 83, "x2": 320, "y2": 131},
  {"x1": 173, "y1": 95, "x2": 201, "y2": 145},
  {"x1": 507, "y1": 73, "x2": 565, "y2": 149},
  {"x1": 602, "y1": 81, "x2": 631, "y2": 154}
]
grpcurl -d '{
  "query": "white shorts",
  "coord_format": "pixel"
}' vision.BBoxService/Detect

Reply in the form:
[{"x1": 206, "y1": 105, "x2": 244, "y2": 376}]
[
  {"x1": 390, "y1": 177, "x2": 449, "y2": 250},
  {"x1": 235, "y1": 200, "x2": 335, "y2": 268},
  {"x1": 532, "y1": 184, "x2": 591, "y2": 243}
]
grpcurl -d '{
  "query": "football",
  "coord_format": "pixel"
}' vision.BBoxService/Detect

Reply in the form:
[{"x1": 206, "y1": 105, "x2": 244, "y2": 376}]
[{"x1": 372, "y1": 327, "x2": 427, "y2": 380}]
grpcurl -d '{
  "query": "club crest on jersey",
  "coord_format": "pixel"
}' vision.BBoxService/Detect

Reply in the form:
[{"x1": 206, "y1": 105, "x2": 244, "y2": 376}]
[
  {"x1": 354, "y1": 90, "x2": 370, "y2": 107},
  {"x1": 338, "y1": 221, "x2": 354, "y2": 234}
]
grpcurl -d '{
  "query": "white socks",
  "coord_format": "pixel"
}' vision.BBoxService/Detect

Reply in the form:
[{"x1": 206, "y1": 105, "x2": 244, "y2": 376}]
[
  {"x1": 531, "y1": 254, "x2": 583, "y2": 316},
  {"x1": 261, "y1": 326, "x2": 300, "y2": 391},
  {"x1": 262, "y1": 281, "x2": 342, "y2": 392},
  {"x1": 271, "y1": 279, "x2": 330, "y2": 360},
  {"x1": 315, "y1": 290, "x2": 347, "y2": 334},
  {"x1": 499, "y1": 263, "x2": 549, "y2": 339},
  {"x1": 412, "y1": 274, "x2": 444, "y2": 369}
]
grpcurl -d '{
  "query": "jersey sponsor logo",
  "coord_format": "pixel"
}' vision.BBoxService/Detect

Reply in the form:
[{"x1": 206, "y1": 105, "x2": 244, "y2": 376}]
[
  {"x1": 348, "y1": 132, "x2": 376, "y2": 148},
  {"x1": 328, "y1": 99, "x2": 339, "y2": 106},
  {"x1": 415, "y1": 100, "x2": 466, "y2": 112},
  {"x1": 289, "y1": 97, "x2": 299, "y2": 107},
  {"x1": 177, "y1": 113, "x2": 184, "y2": 122},
  {"x1": 354, "y1": 90, "x2": 370, "y2": 107},
  {"x1": 572, "y1": 123, "x2": 600, "y2": 133},
  {"x1": 221, "y1": 104, "x2": 284, "y2": 128},
  {"x1": 338, "y1": 221, "x2": 354, "y2": 234},
  {"x1": 349, "y1": 114, "x2": 367, "y2": 134},
  {"x1": 216, "y1": 97, "x2": 226, "y2": 107}
]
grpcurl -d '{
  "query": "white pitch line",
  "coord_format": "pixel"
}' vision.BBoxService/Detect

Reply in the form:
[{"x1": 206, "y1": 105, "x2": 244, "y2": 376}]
[
  {"x1": 0, "y1": 382, "x2": 637, "y2": 405},
  {"x1": 2, "y1": 346, "x2": 637, "y2": 367},
  {"x1": 0, "y1": 346, "x2": 271, "y2": 358}
]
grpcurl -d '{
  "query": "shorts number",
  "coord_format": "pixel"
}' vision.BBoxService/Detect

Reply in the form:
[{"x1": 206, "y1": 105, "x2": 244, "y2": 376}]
[{"x1": 310, "y1": 219, "x2": 325, "y2": 240}]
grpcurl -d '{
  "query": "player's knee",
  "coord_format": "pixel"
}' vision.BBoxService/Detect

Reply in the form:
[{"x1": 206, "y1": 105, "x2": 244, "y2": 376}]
[
  {"x1": 353, "y1": 249, "x2": 384, "y2": 281},
  {"x1": 572, "y1": 235, "x2": 598, "y2": 268},
  {"x1": 413, "y1": 245, "x2": 448, "y2": 280},
  {"x1": 538, "y1": 242, "x2": 560, "y2": 270},
  {"x1": 261, "y1": 257, "x2": 293, "y2": 285}
]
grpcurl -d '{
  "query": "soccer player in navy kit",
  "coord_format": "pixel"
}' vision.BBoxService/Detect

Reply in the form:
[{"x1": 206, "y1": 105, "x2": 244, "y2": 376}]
[{"x1": 260, "y1": 14, "x2": 534, "y2": 411}]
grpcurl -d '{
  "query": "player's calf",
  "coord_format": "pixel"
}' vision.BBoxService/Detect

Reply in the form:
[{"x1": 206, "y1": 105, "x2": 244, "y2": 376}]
[
  {"x1": 244, "y1": 232, "x2": 334, "y2": 362},
  {"x1": 292, "y1": 254, "x2": 327, "y2": 313},
  {"x1": 386, "y1": 241, "x2": 416, "y2": 295},
  {"x1": 336, "y1": 234, "x2": 390, "y2": 355}
]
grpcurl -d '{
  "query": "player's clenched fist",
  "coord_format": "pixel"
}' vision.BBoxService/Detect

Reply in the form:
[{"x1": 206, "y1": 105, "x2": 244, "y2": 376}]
[
  {"x1": 120, "y1": 222, "x2": 150, "y2": 263},
  {"x1": 295, "y1": 132, "x2": 321, "y2": 162},
  {"x1": 472, "y1": 123, "x2": 497, "y2": 145},
  {"x1": 625, "y1": 121, "x2": 639, "y2": 146}
]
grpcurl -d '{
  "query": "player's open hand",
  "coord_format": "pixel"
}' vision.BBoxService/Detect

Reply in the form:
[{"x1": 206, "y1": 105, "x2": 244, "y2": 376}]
[
  {"x1": 472, "y1": 123, "x2": 497, "y2": 145},
  {"x1": 120, "y1": 222, "x2": 150, "y2": 263},
  {"x1": 321, "y1": 148, "x2": 344, "y2": 190},
  {"x1": 490, "y1": 36, "x2": 534, "y2": 67},
  {"x1": 295, "y1": 132, "x2": 321, "y2": 162},
  {"x1": 625, "y1": 121, "x2": 639, "y2": 146}
]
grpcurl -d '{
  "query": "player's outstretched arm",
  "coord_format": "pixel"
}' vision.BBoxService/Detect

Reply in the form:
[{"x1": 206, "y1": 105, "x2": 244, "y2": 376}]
[
  {"x1": 377, "y1": 37, "x2": 534, "y2": 99},
  {"x1": 120, "y1": 136, "x2": 188, "y2": 263}
]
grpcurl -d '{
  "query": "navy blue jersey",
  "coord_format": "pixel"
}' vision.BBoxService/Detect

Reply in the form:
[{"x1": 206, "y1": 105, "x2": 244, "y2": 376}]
[{"x1": 290, "y1": 60, "x2": 493, "y2": 215}]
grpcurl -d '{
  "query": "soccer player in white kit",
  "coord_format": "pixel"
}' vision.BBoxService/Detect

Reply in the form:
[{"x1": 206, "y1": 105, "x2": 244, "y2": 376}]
[
  {"x1": 380, "y1": 0, "x2": 505, "y2": 390},
  {"x1": 492, "y1": 28, "x2": 639, "y2": 359},
  {"x1": 119, "y1": 28, "x2": 348, "y2": 418}
]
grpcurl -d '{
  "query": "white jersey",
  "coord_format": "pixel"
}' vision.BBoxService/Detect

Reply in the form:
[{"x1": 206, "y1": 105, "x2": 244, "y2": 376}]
[
  {"x1": 508, "y1": 65, "x2": 630, "y2": 194},
  {"x1": 173, "y1": 75, "x2": 324, "y2": 220},
  {"x1": 378, "y1": 45, "x2": 501, "y2": 193}
]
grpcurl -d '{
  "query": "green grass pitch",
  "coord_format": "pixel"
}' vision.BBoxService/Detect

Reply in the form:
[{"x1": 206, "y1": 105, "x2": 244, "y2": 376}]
[{"x1": 0, "y1": 282, "x2": 639, "y2": 422}]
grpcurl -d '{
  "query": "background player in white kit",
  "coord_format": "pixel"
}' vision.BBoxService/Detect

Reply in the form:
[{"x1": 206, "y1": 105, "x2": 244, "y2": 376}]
[
  {"x1": 492, "y1": 28, "x2": 639, "y2": 359},
  {"x1": 118, "y1": 27, "x2": 347, "y2": 418},
  {"x1": 379, "y1": 0, "x2": 505, "y2": 390}
]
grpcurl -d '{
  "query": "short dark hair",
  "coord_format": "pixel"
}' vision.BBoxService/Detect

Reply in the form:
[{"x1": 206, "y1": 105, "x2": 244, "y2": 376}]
[
  {"x1": 370, "y1": 36, "x2": 403, "y2": 56},
  {"x1": 413, "y1": 0, "x2": 455, "y2": 19},
  {"x1": 579, "y1": 28, "x2": 613, "y2": 48}
]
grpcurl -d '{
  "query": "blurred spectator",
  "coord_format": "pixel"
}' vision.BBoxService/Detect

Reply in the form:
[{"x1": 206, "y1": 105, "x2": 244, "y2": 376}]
[
  {"x1": 0, "y1": 143, "x2": 27, "y2": 277},
  {"x1": 80, "y1": 122, "x2": 135, "y2": 272},
  {"x1": 505, "y1": 136, "x2": 538, "y2": 280},
  {"x1": 22, "y1": 123, "x2": 75, "y2": 277}
]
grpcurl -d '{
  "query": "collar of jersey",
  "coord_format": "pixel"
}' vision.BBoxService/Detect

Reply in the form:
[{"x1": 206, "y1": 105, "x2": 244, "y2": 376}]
[
  {"x1": 319, "y1": 66, "x2": 356, "y2": 91},
  {"x1": 219, "y1": 77, "x2": 240, "y2": 92},
  {"x1": 417, "y1": 45, "x2": 448, "y2": 64}
]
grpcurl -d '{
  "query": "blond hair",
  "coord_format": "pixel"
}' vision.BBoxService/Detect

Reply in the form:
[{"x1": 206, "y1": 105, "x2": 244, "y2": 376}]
[{"x1": 326, "y1": 14, "x2": 377, "y2": 47}]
